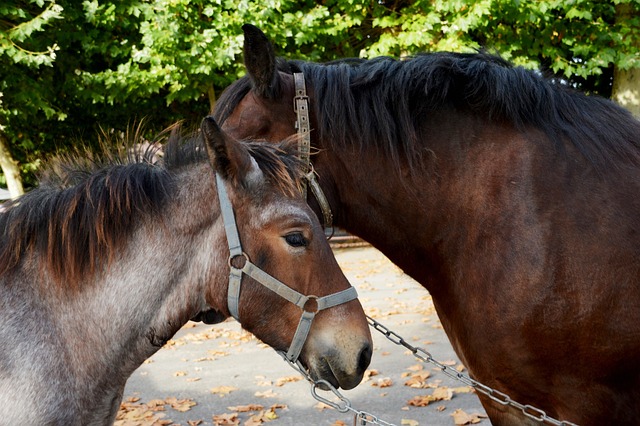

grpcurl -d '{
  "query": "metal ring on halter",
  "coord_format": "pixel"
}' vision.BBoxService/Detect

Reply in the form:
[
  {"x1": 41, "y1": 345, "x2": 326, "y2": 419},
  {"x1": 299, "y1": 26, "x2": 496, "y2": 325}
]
[
  {"x1": 302, "y1": 295, "x2": 319, "y2": 313},
  {"x1": 228, "y1": 252, "x2": 249, "y2": 270}
]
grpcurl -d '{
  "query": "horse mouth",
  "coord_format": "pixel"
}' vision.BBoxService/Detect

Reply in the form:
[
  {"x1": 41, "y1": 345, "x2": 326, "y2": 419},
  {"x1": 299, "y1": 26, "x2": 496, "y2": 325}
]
[
  {"x1": 306, "y1": 352, "x2": 369, "y2": 391},
  {"x1": 307, "y1": 358, "x2": 341, "y2": 390}
]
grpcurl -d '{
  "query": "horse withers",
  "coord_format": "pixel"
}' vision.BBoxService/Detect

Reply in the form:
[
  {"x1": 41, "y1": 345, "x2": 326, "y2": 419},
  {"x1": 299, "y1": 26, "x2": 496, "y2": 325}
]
[
  {"x1": 214, "y1": 24, "x2": 640, "y2": 425},
  {"x1": 0, "y1": 117, "x2": 372, "y2": 425}
]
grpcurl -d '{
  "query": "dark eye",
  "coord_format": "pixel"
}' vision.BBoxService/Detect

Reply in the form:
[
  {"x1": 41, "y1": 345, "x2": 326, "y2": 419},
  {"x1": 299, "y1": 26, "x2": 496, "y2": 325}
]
[{"x1": 284, "y1": 232, "x2": 308, "y2": 248}]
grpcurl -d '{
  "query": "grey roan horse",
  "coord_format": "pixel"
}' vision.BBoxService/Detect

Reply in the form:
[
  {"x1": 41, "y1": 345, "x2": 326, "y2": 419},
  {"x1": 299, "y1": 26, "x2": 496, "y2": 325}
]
[{"x1": 0, "y1": 117, "x2": 372, "y2": 425}]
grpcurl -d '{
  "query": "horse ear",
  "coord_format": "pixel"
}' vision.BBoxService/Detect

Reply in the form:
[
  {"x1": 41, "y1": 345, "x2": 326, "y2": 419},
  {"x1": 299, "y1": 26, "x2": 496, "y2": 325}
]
[
  {"x1": 201, "y1": 116, "x2": 260, "y2": 187},
  {"x1": 242, "y1": 24, "x2": 280, "y2": 98}
]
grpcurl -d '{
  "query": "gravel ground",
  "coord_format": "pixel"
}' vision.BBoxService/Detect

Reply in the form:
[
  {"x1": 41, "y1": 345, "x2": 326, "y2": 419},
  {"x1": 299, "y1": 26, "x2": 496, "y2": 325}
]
[{"x1": 118, "y1": 246, "x2": 488, "y2": 426}]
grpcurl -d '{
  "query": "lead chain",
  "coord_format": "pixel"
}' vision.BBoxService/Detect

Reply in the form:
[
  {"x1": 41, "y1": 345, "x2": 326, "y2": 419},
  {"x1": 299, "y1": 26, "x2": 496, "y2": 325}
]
[
  {"x1": 277, "y1": 351, "x2": 397, "y2": 425},
  {"x1": 278, "y1": 316, "x2": 580, "y2": 426},
  {"x1": 366, "y1": 316, "x2": 579, "y2": 426}
]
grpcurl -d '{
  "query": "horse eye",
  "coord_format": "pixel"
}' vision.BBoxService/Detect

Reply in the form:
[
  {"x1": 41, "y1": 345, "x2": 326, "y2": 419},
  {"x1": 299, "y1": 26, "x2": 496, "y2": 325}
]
[{"x1": 284, "y1": 232, "x2": 308, "y2": 248}]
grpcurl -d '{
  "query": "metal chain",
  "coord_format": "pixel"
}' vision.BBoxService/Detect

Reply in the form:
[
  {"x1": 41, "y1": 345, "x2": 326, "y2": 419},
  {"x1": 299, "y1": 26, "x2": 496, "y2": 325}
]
[
  {"x1": 278, "y1": 316, "x2": 580, "y2": 426},
  {"x1": 366, "y1": 315, "x2": 580, "y2": 426},
  {"x1": 277, "y1": 351, "x2": 397, "y2": 425}
]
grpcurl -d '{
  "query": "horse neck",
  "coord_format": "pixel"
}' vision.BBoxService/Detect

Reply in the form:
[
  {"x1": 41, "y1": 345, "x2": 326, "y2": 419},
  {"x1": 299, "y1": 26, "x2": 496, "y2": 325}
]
[
  {"x1": 318, "y1": 114, "x2": 529, "y2": 294},
  {"x1": 74, "y1": 164, "x2": 224, "y2": 363},
  {"x1": 318, "y1": 143, "x2": 437, "y2": 284},
  {"x1": 26, "y1": 164, "x2": 225, "y2": 419}
]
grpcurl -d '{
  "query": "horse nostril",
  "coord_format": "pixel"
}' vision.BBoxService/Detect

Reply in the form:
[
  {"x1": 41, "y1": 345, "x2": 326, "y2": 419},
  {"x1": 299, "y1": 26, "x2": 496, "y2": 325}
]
[{"x1": 357, "y1": 342, "x2": 373, "y2": 374}]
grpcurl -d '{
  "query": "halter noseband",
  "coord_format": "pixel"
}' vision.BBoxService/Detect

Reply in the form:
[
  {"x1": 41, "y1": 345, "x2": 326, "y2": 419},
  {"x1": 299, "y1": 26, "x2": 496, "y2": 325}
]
[
  {"x1": 293, "y1": 73, "x2": 333, "y2": 233},
  {"x1": 215, "y1": 173, "x2": 358, "y2": 363}
]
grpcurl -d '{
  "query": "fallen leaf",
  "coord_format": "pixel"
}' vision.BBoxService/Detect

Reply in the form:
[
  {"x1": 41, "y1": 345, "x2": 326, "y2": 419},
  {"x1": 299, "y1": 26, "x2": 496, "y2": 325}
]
[
  {"x1": 227, "y1": 404, "x2": 264, "y2": 412},
  {"x1": 254, "y1": 389, "x2": 278, "y2": 398},
  {"x1": 451, "y1": 409, "x2": 487, "y2": 425},
  {"x1": 407, "y1": 395, "x2": 435, "y2": 407},
  {"x1": 165, "y1": 397, "x2": 197, "y2": 412},
  {"x1": 213, "y1": 413, "x2": 240, "y2": 426},
  {"x1": 147, "y1": 399, "x2": 166, "y2": 409},
  {"x1": 401, "y1": 420, "x2": 419, "y2": 426},
  {"x1": 188, "y1": 421, "x2": 203, "y2": 426},
  {"x1": 211, "y1": 386, "x2": 238, "y2": 396},
  {"x1": 269, "y1": 404, "x2": 287, "y2": 410},
  {"x1": 213, "y1": 412, "x2": 240, "y2": 425},
  {"x1": 372, "y1": 377, "x2": 393, "y2": 388},
  {"x1": 404, "y1": 371, "x2": 432, "y2": 388},
  {"x1": 244, "y1": 406, "x2": 281, "y2": 425},
  {"x1": 432, "y1": 387, "x2": 453, "y2": 401},
  {"x1": 275, "y1": 376, "x2": 302, "y2": 387},
  {"x1": 115, "y1": 398, "x2": 169, "y2": 426}
]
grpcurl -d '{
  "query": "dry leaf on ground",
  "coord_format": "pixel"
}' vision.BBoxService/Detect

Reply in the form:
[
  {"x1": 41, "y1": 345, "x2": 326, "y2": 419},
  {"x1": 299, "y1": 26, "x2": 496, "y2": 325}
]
[
  {"x1": 372, "y1": 377, "x2": 393, "y2": 388},
  {"x1": 213, "y1": 412, "x2": 240, "y2": 425},
  {"x1": 275, "y1": 376, "x2": 302, "y2": 386},
  {"x1": 165, "y1": 397, "x2": 197, "y2": 412},
  {"x1": 451, "y1": 409, "x2": 487, "y2": 425},
  {"x1": 210, "y1": 386, "x2": 238, "y2": 396},
  {"x1": 227, "y1": 404, "x2": 264, "y2": 412}
]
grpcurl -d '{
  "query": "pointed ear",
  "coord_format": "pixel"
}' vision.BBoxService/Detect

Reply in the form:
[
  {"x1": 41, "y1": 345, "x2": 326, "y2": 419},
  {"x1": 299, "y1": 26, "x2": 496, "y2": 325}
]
[
  {"x1": 242, "y1": 24, "x2": 280, "y2": 99},
  {"x1": 201, "y1": 116, "x2": 259, "y2": 187}
]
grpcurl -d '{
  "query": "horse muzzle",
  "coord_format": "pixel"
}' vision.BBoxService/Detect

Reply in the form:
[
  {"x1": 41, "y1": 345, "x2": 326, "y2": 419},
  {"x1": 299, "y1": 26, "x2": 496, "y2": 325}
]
[{"x1": 302, "y1": 325, "x2": 373, "y2": 390}]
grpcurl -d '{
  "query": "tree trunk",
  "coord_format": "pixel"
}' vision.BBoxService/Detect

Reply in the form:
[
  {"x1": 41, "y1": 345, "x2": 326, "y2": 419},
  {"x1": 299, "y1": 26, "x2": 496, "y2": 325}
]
[
  {"x1": 612, "y1": 3, "x2": 640, "y2": 118},
  {"x1": 208, "y1": 84, "x2": 216, "y2": 114},
  {"x1": 613, "y1": 68, "x2": 640, "y2": 118},
  {"x1": 0, "y1": 132, "x2": 24, "y2": 198}
]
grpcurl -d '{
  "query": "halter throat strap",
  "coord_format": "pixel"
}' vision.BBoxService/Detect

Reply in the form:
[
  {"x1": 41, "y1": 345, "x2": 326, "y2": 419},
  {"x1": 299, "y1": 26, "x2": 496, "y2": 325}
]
[
  {"x1": 293, "y1": 73, "x2": 333, "y2": 232},
  {"x1": 215, "y1": 173, "x2": 357, "y2": 362}
]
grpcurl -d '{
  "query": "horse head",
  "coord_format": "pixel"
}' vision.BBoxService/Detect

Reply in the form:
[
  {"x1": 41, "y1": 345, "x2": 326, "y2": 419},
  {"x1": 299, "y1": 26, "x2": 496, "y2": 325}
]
[{"x1": 201, "y1": 117, "x2": 371, "y2": 390}]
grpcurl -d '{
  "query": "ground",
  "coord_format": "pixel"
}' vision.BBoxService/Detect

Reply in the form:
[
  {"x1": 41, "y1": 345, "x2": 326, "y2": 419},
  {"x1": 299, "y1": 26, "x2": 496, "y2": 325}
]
[{"x1": 118, "y1": 246, "x2": 488, "y2": 426}]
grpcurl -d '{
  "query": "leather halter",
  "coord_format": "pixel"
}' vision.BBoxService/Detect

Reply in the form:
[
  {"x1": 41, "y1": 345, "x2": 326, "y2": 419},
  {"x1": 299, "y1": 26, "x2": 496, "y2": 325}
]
[
  {"x1": 293, "y1": 73, "x2": 333, "y2": 233},
  {"x1": 215, "y1": 173, "x2": 358, "y2": 362}
]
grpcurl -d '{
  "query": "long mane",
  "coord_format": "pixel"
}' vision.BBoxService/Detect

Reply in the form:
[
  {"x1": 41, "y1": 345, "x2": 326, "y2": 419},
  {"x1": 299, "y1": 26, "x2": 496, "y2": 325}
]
[
  {"x1": 0, "y1": 129, "x2": 302, "y2": 289},
  {"x1": 216, "y1": 52, "x2": 640, "y2": 173}
]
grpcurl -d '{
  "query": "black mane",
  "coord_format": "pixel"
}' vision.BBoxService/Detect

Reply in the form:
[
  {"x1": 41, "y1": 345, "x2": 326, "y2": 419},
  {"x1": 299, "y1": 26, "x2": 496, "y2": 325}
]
[{"x1": 217, "y1": 52, "x2": 640, "y2": 173}]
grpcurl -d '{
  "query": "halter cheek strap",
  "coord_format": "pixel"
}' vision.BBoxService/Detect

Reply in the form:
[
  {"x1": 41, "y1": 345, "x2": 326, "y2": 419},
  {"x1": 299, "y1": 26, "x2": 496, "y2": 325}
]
[
  {"x1": 216, "y1": 173, "x2": 357, "y2": 362},
  {"x1": 293, "y1": 73, "x2": 333, "y2": 233}
]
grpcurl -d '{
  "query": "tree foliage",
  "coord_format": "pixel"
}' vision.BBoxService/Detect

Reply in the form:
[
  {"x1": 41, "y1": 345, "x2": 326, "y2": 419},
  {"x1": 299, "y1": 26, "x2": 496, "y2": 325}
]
[{"x1": 1, "y1": 0, "x2": 639, "y2": 189}]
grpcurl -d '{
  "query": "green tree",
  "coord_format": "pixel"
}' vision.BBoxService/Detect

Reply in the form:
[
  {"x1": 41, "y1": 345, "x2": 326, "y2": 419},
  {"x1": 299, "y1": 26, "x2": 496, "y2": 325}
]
[
  {"x1": 1, "y1": 1, "x2": 639, "y2": 191},
  {"x1": 326, "y1": 0, "x2": 640, "y2": 107},
  {"x1": 0, "y1": 0, "x2": 63, "y2": 197}
]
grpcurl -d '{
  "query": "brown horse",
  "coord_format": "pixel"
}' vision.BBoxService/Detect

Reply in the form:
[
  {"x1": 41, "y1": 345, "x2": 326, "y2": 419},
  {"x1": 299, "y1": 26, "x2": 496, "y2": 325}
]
[
  {"x1": 213, "y1": 24, "x2": 640, "y2": 426},
  {"x1": 0, "y1": 117, "x2": 371, "y2": 425}
]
